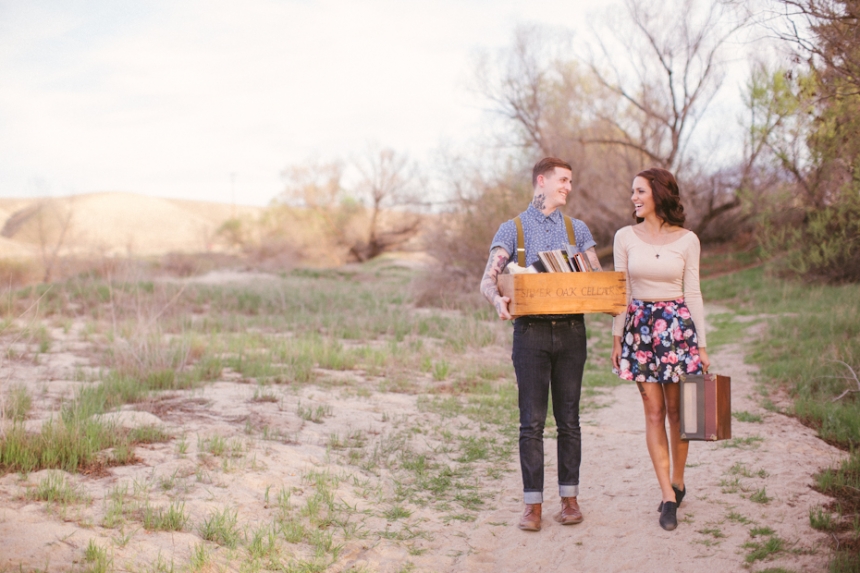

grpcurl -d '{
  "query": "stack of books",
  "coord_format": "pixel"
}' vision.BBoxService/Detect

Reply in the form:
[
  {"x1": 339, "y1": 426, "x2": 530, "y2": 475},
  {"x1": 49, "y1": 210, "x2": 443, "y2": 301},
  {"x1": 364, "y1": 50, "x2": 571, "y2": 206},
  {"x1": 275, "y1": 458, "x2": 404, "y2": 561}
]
[{"x1": 537, "y1": 246, "x2": 594, "y2": 273}]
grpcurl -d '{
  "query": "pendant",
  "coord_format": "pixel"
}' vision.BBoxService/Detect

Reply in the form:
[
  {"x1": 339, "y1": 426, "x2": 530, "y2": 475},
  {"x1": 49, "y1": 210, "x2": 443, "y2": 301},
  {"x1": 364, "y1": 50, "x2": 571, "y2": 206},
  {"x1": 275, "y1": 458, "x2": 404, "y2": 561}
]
[{"x1": 655, "y1": 254, "x2": 660, "y2": 258}]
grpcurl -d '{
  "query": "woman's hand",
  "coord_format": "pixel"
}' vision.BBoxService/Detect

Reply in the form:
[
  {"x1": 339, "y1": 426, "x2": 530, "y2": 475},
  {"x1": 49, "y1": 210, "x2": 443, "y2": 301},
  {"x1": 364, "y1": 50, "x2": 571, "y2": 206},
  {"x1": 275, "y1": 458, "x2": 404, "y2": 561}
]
[
  {"x1": 699, "y1": 347, "x2": 710, "y2": 373},
  {"x1": 611, "y1": 336, "x2": 622, "y2": 370}
]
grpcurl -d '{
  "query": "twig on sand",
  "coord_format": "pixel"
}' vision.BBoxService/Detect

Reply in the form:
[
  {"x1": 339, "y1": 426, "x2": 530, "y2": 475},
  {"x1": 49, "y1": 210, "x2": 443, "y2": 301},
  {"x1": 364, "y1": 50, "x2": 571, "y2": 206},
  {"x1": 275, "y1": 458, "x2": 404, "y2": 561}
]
[{"x1": 829, "y1": 360, "x2": 860, "y2": 403}]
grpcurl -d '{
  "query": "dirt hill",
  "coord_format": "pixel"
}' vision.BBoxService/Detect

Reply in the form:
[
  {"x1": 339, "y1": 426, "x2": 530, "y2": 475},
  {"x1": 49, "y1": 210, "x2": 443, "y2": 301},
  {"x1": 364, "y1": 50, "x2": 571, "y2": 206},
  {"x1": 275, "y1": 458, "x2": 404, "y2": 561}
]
[{"x1": 0, "y1": 192, "x2": 264, "y2": 257}]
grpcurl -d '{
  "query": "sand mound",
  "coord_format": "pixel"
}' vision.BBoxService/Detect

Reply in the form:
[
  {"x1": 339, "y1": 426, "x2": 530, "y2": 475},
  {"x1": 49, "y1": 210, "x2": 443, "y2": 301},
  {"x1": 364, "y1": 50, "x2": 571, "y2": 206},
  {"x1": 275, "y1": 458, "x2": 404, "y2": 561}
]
[
  {"x1": 0, "y1": 192, "x2": 264, "y2": 257},
  {"x1": 0, "y1": 236, "x2": 35, "y2": 258},
  {"x1": 95, "y1": 411, "x2": 165, "y2": 430}
]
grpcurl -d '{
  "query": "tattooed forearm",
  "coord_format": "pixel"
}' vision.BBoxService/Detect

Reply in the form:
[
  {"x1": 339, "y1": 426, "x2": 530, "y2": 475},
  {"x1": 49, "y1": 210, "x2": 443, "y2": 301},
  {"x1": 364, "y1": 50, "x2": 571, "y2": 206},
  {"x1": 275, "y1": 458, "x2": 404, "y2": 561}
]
[
  {"x1": 531, "y1": 193, "x2": 546, "y2": 211},
  {"x1": 585, "y1": 247, "x2": 603, "y2": 271},
  {"x1": 480, "y1": 247, "x2": 510, "y2": 304}
]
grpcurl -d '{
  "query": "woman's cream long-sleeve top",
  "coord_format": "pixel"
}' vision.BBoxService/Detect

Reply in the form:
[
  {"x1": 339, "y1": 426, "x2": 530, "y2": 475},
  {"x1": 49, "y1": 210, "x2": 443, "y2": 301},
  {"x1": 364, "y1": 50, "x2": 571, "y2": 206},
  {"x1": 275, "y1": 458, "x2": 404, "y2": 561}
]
[{"x1": 611, "y1": 225, "x2": 707, "y2": 347}]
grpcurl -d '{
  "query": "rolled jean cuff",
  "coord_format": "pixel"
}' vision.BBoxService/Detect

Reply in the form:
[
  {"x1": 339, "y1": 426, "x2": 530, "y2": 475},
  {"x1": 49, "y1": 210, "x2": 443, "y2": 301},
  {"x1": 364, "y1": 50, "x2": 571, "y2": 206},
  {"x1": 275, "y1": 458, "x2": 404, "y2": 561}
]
[
  {"x1": 559, "y1": 484, "x2": 579, "y2": 498},
  {"x1": 524, "y1": 491, "x2": 543, "y2": 504}
]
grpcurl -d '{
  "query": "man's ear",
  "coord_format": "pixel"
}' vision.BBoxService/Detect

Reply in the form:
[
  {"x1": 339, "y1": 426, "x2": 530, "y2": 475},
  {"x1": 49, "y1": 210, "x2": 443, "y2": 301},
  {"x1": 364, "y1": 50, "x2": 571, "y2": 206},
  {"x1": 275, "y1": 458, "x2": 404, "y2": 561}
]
[{"x1": 536, "y1": 174, "x2": 545, "y2": 188}]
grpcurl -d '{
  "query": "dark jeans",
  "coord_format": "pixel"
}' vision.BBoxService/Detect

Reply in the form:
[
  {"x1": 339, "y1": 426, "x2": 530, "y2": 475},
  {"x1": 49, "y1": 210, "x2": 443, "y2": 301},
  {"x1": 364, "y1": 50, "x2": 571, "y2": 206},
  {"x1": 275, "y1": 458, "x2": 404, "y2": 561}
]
[{"x1": 512, "y1": 316, "x2": 587, "y2": 504}]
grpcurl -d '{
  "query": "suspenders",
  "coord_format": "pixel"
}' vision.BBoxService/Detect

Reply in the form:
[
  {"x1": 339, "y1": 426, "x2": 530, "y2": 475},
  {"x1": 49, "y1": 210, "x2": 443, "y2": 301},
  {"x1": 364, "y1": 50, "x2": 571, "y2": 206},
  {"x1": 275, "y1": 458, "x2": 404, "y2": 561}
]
[{"x1": 514, "y1": 214, "x2": 577, "y2": 267}]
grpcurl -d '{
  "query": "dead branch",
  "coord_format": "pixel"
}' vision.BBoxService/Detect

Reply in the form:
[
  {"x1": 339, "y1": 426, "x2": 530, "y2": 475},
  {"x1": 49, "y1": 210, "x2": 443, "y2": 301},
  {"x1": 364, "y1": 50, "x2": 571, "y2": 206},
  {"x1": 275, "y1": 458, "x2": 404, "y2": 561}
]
[{"x1": 829, "y1": 359, "x2": 860, "y2": 402}]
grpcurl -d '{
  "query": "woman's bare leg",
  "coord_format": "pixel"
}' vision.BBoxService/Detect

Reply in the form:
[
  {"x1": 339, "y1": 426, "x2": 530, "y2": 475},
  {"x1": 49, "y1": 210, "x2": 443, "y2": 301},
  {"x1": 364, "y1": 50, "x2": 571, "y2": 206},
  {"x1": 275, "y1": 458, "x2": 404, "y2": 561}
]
[
  {"x1": 640, "y1": 382, "x2": 675, "y2": 503},
  {"x1": 663, "y1": 383, "x2": 688, "y2": 491}
]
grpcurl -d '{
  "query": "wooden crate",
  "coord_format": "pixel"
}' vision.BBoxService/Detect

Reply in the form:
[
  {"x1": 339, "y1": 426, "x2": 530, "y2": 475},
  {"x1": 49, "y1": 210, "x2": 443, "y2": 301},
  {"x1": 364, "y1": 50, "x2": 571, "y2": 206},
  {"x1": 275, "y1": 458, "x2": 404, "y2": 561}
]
[
  {"x1": 679, "y1": 374, "x2": 732, "y2": 441},
  {"x1": 497, "y1": 272, "x2": 627, "y2": 317}
]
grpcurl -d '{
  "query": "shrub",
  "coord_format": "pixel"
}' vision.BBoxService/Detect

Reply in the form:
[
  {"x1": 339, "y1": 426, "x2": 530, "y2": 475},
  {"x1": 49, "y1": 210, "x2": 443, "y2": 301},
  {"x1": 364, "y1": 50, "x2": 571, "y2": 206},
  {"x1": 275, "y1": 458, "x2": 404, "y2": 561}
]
[{"x1": 762, "y1": 194, "x2": 860, "y2": 283}]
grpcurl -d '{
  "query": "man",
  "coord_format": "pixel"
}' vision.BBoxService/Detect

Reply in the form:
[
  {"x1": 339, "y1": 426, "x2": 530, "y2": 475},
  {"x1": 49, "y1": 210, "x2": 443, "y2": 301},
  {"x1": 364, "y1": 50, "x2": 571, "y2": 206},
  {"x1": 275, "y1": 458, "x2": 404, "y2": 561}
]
[{"x1": 480, "y1": 157, "x2": 602, "y2": 532}]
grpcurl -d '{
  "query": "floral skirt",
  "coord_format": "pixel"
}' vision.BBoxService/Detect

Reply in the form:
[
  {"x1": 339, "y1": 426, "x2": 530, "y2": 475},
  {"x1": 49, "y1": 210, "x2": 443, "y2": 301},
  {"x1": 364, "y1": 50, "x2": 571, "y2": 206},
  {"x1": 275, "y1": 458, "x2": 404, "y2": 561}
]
[{"x1": 616, "y1": 298, "x2": 703, "y2": 384}]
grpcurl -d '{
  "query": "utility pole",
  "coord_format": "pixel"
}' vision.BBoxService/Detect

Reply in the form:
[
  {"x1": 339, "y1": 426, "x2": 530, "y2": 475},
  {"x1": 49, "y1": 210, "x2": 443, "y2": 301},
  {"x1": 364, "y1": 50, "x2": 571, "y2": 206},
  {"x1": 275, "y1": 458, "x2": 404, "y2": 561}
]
[{"x1": 230, "y1": 172, "x2": 236, "y2": 218}]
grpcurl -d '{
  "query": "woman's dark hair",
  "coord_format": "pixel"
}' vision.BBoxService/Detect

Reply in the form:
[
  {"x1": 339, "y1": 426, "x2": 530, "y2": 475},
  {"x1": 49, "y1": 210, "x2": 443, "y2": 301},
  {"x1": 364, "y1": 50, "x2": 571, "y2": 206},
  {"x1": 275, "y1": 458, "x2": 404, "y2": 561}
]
[{"x1": 633, "y1": 167, "x2": 686, "y2": 227}]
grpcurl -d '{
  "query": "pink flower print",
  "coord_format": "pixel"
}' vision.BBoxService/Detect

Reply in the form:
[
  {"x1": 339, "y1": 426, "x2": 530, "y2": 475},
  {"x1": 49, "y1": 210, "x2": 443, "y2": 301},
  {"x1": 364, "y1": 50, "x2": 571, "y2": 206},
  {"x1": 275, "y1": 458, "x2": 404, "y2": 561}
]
[
  {"x1": 633, "y1": 333, "x2": 641, "y2": 345},
  {"x1": 653, "y1": 319, "x2": 668, "y2": 334},
  {"x1": 665, "y1": 352, "x2": 679, "y2": 364},
  {"x1": 678, "y1": 307, "x2": 691, "y2": 320},
  {"x1": 635, "y1": 374, "x2": 646, "y2": 382},
  {"x1": 684, "y1": 328, "x2": 693, "y2": 339},
  {"x1": 673, "y1": 328, "x2": 684, "y2": 341},
  {"x1": 635, "y1": 350, "x2": 650, "y2": 364},
  {"x1": 686, "y1": 356, "x2": 701, "y2": 373}
]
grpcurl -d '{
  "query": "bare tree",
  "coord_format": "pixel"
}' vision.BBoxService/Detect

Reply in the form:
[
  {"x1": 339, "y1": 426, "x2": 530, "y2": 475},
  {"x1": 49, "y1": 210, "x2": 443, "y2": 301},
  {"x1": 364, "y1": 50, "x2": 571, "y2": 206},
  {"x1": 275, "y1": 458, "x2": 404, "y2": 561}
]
[
  {"x1": 473, "y1": 1, "x2": 753, "y2": 241},
  {"x1": 281, "y1": 158, "x2": 353, "y2": 244},
  {"x1": 350, "y1": 145, "x2": 423, "y2": 261},
  {"x1": 474, "y1": 26, "x2": 644, "y2": 244},
  {"x1": 587, "y1": 0, "x2": 749, "y2": 172},
  {"x1": 278, "y1": 150, "x2": 424, "y2": 263},
  {"x1": 771, "y1": 0, "x2": 860, "y2": 92},
  {"x1": 36, "y1": 198, "x2": 75, "y2": 283},
  {"x1": 0, "y1": 198, "x2": 75, "y2": 283}
]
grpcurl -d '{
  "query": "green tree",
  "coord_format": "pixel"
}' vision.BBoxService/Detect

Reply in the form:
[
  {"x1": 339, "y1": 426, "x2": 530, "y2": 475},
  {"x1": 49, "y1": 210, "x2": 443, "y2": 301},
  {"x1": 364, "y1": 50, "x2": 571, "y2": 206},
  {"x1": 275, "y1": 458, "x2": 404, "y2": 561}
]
[{"x1": 755, "y1": 0, "x2": 860, "y2": 281}]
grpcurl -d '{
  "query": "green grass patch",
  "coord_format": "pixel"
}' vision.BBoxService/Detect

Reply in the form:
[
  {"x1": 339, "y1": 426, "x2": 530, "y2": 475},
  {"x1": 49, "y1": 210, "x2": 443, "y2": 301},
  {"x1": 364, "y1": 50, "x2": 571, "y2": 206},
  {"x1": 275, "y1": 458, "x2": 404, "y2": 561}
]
[
  {"x1": 706, "y1": 267, "x2": 860, "y2": 571},
  {"x1": 29, "y1": 472, "x2": 89, "y2": 504},
  {"x1": 199, "y1": 507, "x2": 241, "y2": 548},
  {"x1": 743, "y1": 536, "x2": 784, "y2": 563},
  {"x1": 697, "y1": 526, "x2": 726, "y2": 538},
  {"x1": 809, "y1": 507, "x2": 837, "y2": 531},
  {"x1": 0, "y1": 416, "x2": 166, "y2": 474},
  {"x1": 749, "y1": 487, "x2": 772, "y2": 504},
  {"x1": 706, "y1": 312, "x2": 750, "y2": 350},
  {"x1": 83, "y1": 539, "x2": 112, "y2": 573},
  {"x1": 728, "y1": 462, "x2": 768, "y2": 479},
  {"x1": 720, "y1": 435, "x2": 764, "y2": 449},
  {"x1": 733, "y1": 410, "x2": 763, "y2": 423},
  {"x1": 142, "y1": 501, "x2": 188, "y2": 531},
  {"x1": 706, "y1": 267, "x2": 860, "y2": 448},
  {"x1": 727, "y1": 511, "x2": 752, "y2": 525},
  {"x1": 3, "y1": 384, "x2": 32, "y2": 421}
]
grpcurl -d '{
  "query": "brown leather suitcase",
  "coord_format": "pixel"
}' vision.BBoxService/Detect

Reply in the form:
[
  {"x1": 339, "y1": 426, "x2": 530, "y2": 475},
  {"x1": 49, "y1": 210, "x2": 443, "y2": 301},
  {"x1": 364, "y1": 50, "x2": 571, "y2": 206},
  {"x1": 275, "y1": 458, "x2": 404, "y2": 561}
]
[{"x1": 679, "y1": 373, "x2": 731, "y2": 441}]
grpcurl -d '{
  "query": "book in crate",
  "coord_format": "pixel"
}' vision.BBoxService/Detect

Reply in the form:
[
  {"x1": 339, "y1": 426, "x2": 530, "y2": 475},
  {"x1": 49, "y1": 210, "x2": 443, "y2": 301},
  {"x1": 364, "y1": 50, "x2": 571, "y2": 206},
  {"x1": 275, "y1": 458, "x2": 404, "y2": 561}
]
[{"x1": 498, "y1": 272, "x2": 627, "y2": 317}]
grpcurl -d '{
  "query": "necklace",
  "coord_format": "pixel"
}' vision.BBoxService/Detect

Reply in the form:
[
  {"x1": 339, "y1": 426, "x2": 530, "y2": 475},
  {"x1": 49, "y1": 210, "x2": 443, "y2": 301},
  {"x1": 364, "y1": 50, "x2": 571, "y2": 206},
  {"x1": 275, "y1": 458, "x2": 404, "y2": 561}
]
[{"x1": 639, "y1": 228, "x2": 670, "y2": 258}]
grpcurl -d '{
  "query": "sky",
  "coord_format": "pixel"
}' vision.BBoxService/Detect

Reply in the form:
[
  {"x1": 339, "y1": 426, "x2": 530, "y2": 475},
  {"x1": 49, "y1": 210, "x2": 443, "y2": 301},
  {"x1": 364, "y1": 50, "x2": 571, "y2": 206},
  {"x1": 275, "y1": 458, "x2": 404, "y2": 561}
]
[{"x1": 0, "y1": 1, "x2": 762, "y2": 207}]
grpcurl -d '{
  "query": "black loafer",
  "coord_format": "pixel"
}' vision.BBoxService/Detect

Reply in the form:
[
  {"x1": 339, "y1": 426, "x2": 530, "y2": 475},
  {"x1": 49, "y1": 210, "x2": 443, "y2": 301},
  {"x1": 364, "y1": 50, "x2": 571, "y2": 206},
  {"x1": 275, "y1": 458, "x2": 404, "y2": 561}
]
[
  {"x1": 657, "y1": 485, "x2": 687, "y2": 512},
  {"x1": 659, "y1": 501, "x2": 678, "y2": 531}
]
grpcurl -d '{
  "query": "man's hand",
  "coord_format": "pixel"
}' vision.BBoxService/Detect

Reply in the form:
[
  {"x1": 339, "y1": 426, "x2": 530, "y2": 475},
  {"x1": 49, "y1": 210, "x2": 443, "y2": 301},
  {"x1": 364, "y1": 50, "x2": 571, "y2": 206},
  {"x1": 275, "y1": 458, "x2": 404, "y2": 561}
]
[{"x1": 493, "y1": 294, "x2": 512, "y2": 320}]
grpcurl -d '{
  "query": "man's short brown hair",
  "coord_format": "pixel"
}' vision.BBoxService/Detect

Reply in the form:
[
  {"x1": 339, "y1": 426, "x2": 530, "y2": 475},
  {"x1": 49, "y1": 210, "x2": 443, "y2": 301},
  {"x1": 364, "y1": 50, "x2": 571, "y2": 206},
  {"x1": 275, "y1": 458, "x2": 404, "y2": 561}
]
[{"x1": 532, "y1": 157, "x2": 572, "y2": 187}]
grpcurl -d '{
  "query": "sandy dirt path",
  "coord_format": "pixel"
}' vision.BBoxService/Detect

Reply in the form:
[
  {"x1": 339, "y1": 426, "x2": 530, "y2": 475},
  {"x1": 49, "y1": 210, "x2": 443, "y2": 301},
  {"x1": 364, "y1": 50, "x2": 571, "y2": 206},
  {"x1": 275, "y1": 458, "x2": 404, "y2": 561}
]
[
  {"x1": 0, "y1": 311, "x2": 849, "y2": 572},
  {"x1": 456, "y1": 334, "x2": 848, "y2": 573}
]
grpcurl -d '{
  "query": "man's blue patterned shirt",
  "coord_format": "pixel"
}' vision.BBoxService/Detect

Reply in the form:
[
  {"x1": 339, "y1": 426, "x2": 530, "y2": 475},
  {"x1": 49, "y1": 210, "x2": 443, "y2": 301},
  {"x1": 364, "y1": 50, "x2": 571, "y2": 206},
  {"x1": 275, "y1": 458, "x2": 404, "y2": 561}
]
[{"x1": 490, "y1": 204, "x2": 597, "y2": 267}]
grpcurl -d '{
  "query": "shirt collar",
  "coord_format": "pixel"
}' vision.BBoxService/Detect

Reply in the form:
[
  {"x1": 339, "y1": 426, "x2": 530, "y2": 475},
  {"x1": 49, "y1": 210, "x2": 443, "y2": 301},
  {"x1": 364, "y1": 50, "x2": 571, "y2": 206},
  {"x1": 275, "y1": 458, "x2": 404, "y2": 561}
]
[{"x1": 526, "y1": 203, "x2": 562, "y2": 223}]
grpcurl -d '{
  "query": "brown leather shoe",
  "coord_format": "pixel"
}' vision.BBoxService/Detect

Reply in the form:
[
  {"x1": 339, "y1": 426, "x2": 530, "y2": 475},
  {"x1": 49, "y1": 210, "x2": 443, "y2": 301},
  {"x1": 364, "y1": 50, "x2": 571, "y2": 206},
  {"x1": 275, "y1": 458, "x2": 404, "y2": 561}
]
[
  {"x1": 554, "y1": 497, "x2": 584, "y2": 525},
  {"x1": 518, "y1": 503, "x2": 542, "y2": 531}
]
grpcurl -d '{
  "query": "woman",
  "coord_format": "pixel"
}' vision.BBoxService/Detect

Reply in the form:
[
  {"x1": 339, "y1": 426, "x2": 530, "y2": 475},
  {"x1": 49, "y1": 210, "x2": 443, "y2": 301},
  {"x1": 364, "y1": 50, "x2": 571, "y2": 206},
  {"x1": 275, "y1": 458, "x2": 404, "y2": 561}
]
[{"x1": 610, "y1": 168, "x2": 710, "y2": 531}]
